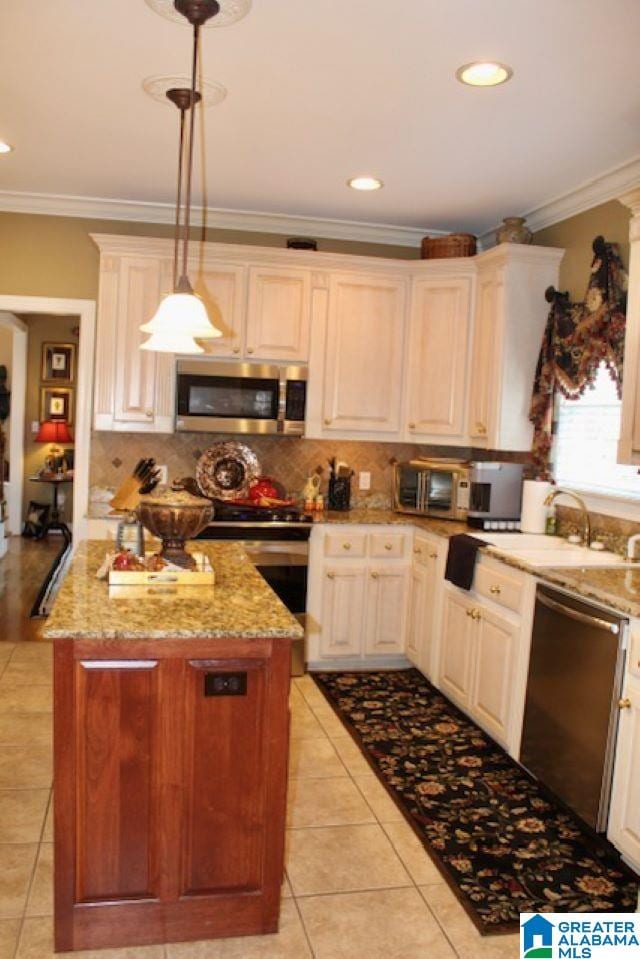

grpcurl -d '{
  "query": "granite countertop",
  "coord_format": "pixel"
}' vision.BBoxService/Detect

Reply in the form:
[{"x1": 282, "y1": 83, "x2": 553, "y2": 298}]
[
  {"x1": 43, "y1": 541, "x2": 304, "y2": 641},
  {"x1": 528, "y1": 566, "x2": 640, "y2": 619}
]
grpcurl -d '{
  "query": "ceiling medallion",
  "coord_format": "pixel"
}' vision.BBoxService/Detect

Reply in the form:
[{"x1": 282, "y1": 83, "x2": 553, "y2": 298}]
[
  {"x1": 143, "y1": 74, "x2": 227, "y2": 107},
  {"x1": 144, "y1": 0, "x2": 252, "y2": 28}
]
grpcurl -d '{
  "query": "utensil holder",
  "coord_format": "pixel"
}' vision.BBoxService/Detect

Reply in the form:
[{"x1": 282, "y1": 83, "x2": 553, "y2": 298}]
[{"x1": 328, "y1": 476, "x2": 351, "y2": 511}]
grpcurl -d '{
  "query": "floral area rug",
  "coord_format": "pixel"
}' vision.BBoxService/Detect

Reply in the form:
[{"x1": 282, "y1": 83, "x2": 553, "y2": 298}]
[{"x1": 313, "y1": 669, "x2": 638, "y2": 934}]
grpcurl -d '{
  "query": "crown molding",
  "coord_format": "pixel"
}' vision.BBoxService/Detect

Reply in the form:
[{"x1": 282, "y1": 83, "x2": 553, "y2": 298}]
[
  {"x1": 478, "y1": 153, "x2": 640, "y2": 249},
  {"x1": 0, "y1": 189, "x2": 442, "y2": 249}
]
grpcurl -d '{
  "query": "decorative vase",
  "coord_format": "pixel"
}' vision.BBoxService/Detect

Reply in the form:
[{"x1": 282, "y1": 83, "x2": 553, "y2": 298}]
[
  {"x1": 496, "y1": 216, "x2": 533, "y2": 245},
  {"x1": 136, "y1": 488, "x2": 214, "y2": 569}
]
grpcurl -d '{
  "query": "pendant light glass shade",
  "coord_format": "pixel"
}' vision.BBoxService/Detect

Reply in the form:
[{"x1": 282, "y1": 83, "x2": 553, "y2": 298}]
[
  {"x1": 140, "y1": 329, "x2": 205, "y2": 354},
  {"x1": 140, "y1": 290, "x2": 222, "y2": 339}
]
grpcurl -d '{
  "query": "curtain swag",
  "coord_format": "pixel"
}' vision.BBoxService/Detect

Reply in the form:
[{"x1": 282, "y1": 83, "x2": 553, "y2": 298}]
[{"x1": 529, "y1": 235, "x2": 628, "y2": 478}]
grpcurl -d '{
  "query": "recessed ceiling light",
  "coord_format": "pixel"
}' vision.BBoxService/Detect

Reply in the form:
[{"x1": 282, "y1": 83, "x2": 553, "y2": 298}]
[
  {"x1": 456, "y1": 61, "x2": 513, "y2": 87},
  {"x1": 348, "y1": 176, "x2": 383, "y2": 191},
  {"x1": 0, "y1": 141, "x2": 13, "y2": 154}
]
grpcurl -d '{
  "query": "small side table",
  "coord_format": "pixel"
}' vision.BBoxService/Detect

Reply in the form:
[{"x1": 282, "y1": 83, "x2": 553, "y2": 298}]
[{"x1": 28, "y1": 475, "x2": 73, "y2": 539}]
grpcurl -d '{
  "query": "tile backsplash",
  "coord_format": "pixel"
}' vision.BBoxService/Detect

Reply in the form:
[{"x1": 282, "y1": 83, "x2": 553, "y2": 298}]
[{"x1": 90, "y1": 432, "x2": 531, "y2": 507}]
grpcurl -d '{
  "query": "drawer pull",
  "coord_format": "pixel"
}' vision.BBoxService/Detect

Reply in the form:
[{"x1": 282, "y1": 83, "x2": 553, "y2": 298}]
[
  {"x1": 232, "y1": 346, "x2": 240, "y2": 354},
  {"x1": 247, "y1": 347, "x2": 254, "y2": 354},
  {"x1": 408, "y1": 422, "x2": 416, "y2": 430},
  {"x1": 489, "y1": 585, "x2": 502, "y2": 595},
  {"x1": 384, "y1": 543, "x2": 392, "y2": 551},
  {"x1": 618, "y1": 698, "x2": 632, "y2": 709},
  {"x1": 342, "y1": 542, "x2": 352, "y2": 550},
  {"x1": 324, "y1": 418, "x2": 332, "y2": 426},
  {"x1": 327, "y1": 572, "x2": 335, "y2": 579},
  {"x1": 145, "y1": 409, "x2": 153, "y2": 418},
  {"x1": 429, "y1": 551, "x2": 438, "y2": 559},
  {"x1": 371, "y1": 571, "x2": 380, "y2": 579},
  {"x1": 413, "y1": 547, "x2": 422, "y2": 554}
]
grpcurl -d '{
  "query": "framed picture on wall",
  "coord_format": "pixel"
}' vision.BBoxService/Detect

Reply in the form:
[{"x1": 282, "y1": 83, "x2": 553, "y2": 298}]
[
  {"x1": 41, "y1": 342, "x2": 76, "y2": 383},
  {"x1": 40, "y1": 387, "x2": 74, "y2": 425}
]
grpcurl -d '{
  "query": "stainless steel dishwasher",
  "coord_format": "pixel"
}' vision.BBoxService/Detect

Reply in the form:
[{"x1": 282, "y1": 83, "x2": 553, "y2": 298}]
[{"x1": 520, "y1": 584, "x2": 628, "y2": 831}]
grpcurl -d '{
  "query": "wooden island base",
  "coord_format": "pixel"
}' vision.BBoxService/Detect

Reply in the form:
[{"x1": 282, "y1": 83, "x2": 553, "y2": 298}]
[{"x1": 53, "y1": 634, "x2": 291, "y2": 952}]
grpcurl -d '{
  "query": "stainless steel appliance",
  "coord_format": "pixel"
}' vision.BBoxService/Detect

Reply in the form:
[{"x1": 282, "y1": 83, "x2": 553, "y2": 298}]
[
  {"x1": 393, "y1": 459, "x2": 523, "y2": 527},
  {"x1": 521, "y1": 584, "x2": 628, "y2": 831},
  {"x1": 176, "y1": 360, "x2": 307, "y2": 435},
  {"x1": 196, "y1": 503, "x2": 312, "y2": 675}
]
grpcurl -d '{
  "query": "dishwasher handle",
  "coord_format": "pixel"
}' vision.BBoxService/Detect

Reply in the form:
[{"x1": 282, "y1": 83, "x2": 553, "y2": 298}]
[{"x1": 537, "y1": 591, "x2": 619, "y2": 635}]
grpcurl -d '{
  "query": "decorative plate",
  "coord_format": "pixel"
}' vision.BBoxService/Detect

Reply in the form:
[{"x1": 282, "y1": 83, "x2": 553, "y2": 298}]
[{"x1": 195, "y1": 441, "x2": 260, "y2": 500}]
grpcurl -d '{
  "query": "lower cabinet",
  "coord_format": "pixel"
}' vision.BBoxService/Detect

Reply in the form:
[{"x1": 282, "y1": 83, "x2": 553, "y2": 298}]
[
  {"x1": 320, "y1": 565, "x2": 367, "y2": 659},
  {"x1": 608, "y1": 676, "x2": 640, "y2": 870},
  {"x1": 439, "y1": 589, "x2": 476, "y2": 709},
  {"x1": 439, "y1": 586, "x2": 520, "y2": 751},
  {"x1": 405, "y1": 533, "x2": 445, "y2": 679},
  {"x1": 365, "y1": 566, "x2": 409, "y2": 656}
]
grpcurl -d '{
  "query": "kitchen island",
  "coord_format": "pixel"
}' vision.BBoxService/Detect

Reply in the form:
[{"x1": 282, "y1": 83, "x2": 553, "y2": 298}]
[{"x1": 44, "y1": 541, "x2": 302, "y2": 953}]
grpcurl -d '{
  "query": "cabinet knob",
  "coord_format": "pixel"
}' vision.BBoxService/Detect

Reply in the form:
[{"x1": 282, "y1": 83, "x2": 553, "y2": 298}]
[
  {"x1": 145, "y1": 410, "x2": 153, "y2": 418},
  {"x1": 327, "y1": 572, "x2": 335, "y2": 579},
  {"x1": 413, "y1": 546, "x2": 422, "y2": 554},
  {"x1": 618, "y1": 698, "x2": 632, "y2": 709},
  {"x1": 371, "y1": 571, "x2": 379, "y2": 579},
  {"x1": 408, "y1": 422, "x2": 416, "y2": 430},
  {"x1": 384, "y1": 543, "x2": 392, "y2": 551},
  {"x1": 324, "y1": 418, "x2": 332, "y2": 426},
  {"x1": 342, "y1": 542, "x2": 351, "y2": 550},
  {"x1": 232, "y1": 346, "x2": 240, "y2": 354},
  {"x1": 247, "y1": 347, "x2": 254, "y2": 354},
  {"x1": 429, "y1": 551, "x2": 438, "y2": 559},
  {"x1": 466, "y1": 608, "x2": 474, "y2": 618},
  {"x1": 475, "y1": 422, "x2": 487, "y2": 435},
  {"x1": 489, "y1": 585, "x2": 502, "y2": 595},
  {"x1": 467, "y1": 608, "x2": 481, "y2": 620}
]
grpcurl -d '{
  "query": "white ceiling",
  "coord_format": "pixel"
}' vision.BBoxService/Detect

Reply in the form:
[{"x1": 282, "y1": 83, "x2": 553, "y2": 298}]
[{"x1": 1, "y1": 0, "x2": 640, "y2": 236}]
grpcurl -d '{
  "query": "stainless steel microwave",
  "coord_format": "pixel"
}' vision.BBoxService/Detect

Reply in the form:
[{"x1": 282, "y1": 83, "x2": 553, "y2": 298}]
[
  {"x1": 175, "y1": 360, "x2": 307, "y2": 435},
  {"x1": 393, "y1": 460, "x2": 471, "y2": 520}
]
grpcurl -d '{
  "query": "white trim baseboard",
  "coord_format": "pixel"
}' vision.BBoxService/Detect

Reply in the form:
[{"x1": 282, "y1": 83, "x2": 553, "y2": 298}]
[{"x1": 0, "y1": 189, "x2": 441, "y2": 249}]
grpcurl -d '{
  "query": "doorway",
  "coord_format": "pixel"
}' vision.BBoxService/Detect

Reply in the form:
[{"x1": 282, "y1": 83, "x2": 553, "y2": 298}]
[
  {"x1": 0, "y1": 312, "x2": 27, "y2": 537},
  {"x1": 0, "y1": 296, "x2": 95, "y2": 545}
]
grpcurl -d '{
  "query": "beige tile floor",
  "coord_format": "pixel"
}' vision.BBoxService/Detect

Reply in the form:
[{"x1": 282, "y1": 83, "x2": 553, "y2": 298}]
[{"x1": 0, "y1": 642, "x2": 521, "y2": 958}]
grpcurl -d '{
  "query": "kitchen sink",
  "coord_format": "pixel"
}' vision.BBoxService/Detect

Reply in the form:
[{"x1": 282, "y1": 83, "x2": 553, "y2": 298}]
[{"x1": 478, "y1": 532, "x2": 632, "y2": 568}]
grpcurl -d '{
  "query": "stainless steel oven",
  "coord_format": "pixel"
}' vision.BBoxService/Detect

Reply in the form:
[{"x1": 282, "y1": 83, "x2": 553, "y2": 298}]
[{"x1": 176, "y1": 360, "x2": 307, "y2": 435}]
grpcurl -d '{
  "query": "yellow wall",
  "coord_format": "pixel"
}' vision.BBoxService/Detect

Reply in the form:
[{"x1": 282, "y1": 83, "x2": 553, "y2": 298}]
[
  {"x1": 0, "y1": 211, "x2": 419, "y2": 301},
  {"x1": 21, "y1": 314, "x2": 78, "y2": 522},
  {"x1": 533, "y1": 199, "x2": 630, "y2": 299}
]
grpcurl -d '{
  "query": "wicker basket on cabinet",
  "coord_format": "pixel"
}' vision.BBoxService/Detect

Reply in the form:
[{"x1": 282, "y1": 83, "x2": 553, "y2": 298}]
[{"x1": 421, "y1": 233, "x2": 477, "y2": 259}]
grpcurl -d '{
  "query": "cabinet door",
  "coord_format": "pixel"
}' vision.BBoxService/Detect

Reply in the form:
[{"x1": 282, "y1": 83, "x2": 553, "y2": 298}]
[
  {"x1": 322, "y1": 273, "x2": 406, "y2": 434},
  {"x1": 406, "y1": 277, "x2": 472, "y2": 439},
  {"x1": 470, "y1": 604, "x2": 518, "y2": 747},
  {"x1": 320, "y1": 565, "x2": 366, "y2": 659},
  {"x1": 245, "y1": 266, "x2": 311, "y2": 361},
  {"x1": 193, "y1": 263, "x2": 246, "y2": 358},
  {"x1": 608, "y1": 679, "x2": 640, "y2": 869},
  {"x1": 365, "y1": 566, "x2": 409, "y2": 656},
  {"x1": 112, "y1": 257, "x2": 174, "y2": 431},
  {"x1": 467, "y1": 270, "x2": 502, "y2": 444},
  {"x1": 406, "y1": 564, "x2": 427, "y2": 666},
  {"x1": 439, "y1": 589, "x2": 475, "y2": 709}
]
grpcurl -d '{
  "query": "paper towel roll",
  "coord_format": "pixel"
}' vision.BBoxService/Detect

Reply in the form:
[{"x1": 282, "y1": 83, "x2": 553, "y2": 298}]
[{"x1": 520, "y1": 480, "x2": 552, "y2": 534}]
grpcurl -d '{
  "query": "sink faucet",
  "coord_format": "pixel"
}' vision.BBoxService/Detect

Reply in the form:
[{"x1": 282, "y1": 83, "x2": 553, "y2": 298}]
[{"x1": 543, "y1": 488, "x2": 591, "y2": 547}]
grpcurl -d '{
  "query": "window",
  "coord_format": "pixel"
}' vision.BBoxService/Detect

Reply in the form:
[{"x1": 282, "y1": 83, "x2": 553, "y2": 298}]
[{"x1": 554, "y1": 363, "x2": 640, "y2": 499}]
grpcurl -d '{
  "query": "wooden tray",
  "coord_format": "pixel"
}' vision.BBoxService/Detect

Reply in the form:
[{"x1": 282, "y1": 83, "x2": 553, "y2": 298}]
[{"x1": 108, "y1": 552, "x2": 215, "y2": 587}]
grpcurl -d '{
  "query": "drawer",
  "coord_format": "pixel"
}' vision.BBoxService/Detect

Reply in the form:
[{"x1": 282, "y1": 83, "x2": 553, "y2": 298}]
[
  {"x1": 411, "y1": 533, "x2": 443, "y2": 566},
  {"x1": 473, "y1": 559, "x2": 525, "y2": 614},
  {"x1": 369, "y1": 531, "x2": 408, "y2": 559},
  {"x1": 324, "y1": 530, "x2": 367, "y2": 558}
]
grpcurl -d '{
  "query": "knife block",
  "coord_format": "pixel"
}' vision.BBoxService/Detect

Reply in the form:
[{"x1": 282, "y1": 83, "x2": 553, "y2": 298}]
[{"x1": 328, "y1": 476, "x2": 351, "y2": 511}]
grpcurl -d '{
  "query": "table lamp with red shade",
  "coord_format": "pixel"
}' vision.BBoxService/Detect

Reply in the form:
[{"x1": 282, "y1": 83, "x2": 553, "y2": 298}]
[{"x1": 35, "y1": 420, "x2": 73, "y2": 474}]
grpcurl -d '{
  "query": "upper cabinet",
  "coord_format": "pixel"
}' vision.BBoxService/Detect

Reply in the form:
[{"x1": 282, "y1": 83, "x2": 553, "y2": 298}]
[
  {"x1": 93, "y1": 252, "x2": 174, "y2": 433},
  {"x1": 404, "y1": 273, "x2": 473, "y2": 442},
  {"x1": 467, "y1": 245, "x2": 564, "y2": 451},
  {"x1": 618, "y1": 189, "x2": 640, "y2": 464},
  {"x1": 193, "y1": 264, "x2": 247, "y2": 358},
  {"x1": 319, "y1": 272, "x2": 407, "y2": 436},
  {"x1": 245, "y1": 266, "x2": 311, "y2": 362}
]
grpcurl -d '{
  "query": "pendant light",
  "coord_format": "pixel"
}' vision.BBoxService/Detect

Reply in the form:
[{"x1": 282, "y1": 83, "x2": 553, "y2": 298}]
[{"x1": 141, "y1": 0, "x2": 223, "y2": 354}]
